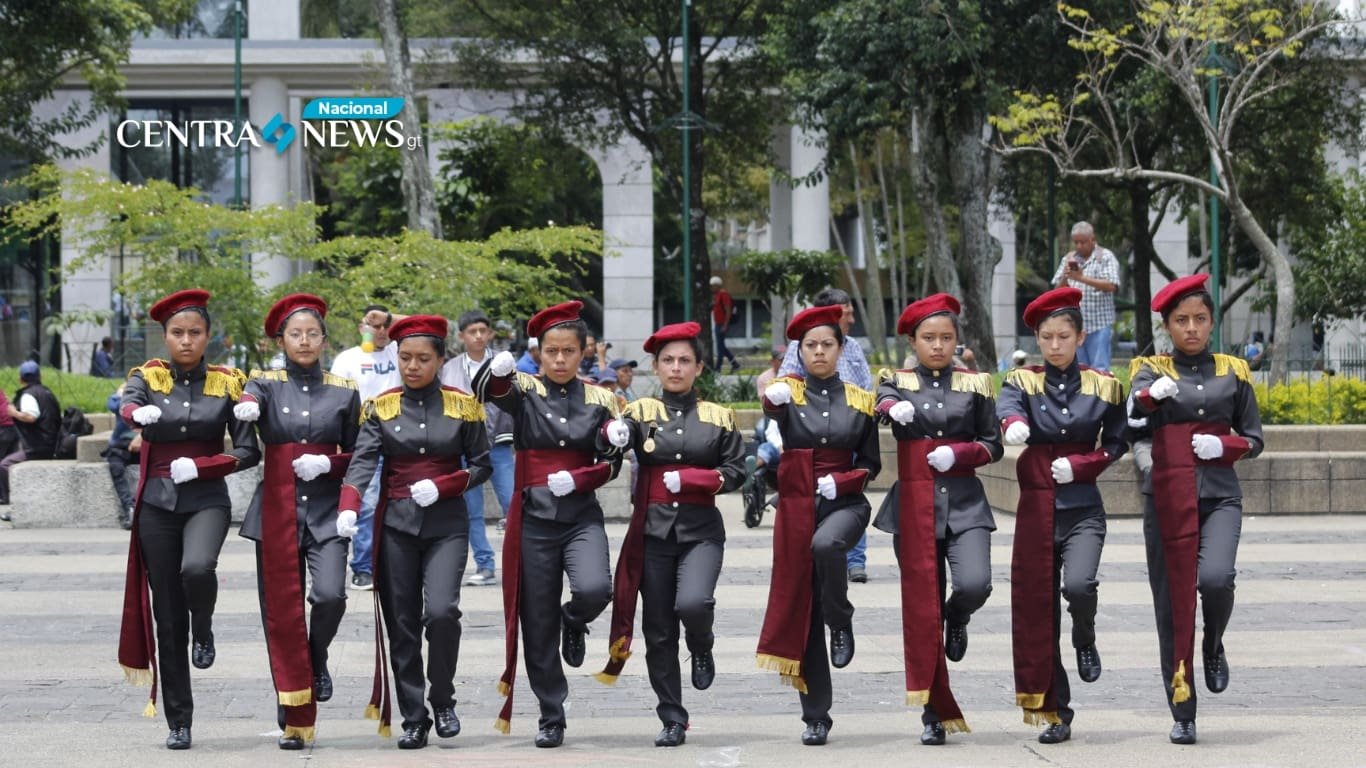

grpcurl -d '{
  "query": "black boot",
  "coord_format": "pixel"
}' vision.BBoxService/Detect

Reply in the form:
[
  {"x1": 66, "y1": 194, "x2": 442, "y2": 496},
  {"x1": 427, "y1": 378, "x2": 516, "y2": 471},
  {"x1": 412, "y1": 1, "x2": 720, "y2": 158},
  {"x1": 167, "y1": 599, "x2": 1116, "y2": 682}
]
[
  {"x1": 1076, "y1": 644, "x2": 1102, "y2": 683},
  {"x1": 920, "y1": 721, "x2": 946, "y2": 746},
  {"x1": 561, "y1": 623, "x2": 586, "y2": 668},
  {"x1": 434, "y1": 705, "x2": 461, "y2": 738},
  {"x1": 165, "y1": 725, "x2": 191, "y2": 750},
  {"x1": 535, "y1": 724, "x2": 565, "y2": 748},
  {"x1": 944, "y1": 623, "x2": 967, "y2": 662},
  {"x1": 1204, "y1": 645, "x2": 1229, "y2": 693},
  {"x1": 191, "y1": 634, "x2": 215, "y2": 669},
  {"x1": 397, "y1": 721, "x2": 431, "y2": 749},
  {"x1": 830, "y1": 627, "x2": 855, "y2": 668},
  {"x1": 801, "y1": 720, "x2": 830, "y2": 746},
  {"x1": 278, "y1": 733, "x2": 305, "y2": 750},
  {"x1": 655, "y1": 722, "x2": 686, "y2": 747},
  {"x1": 1169, "y1": 720, "x2": 1196, "y2": 745},
  {"x1": 1039, "y1": 723, "x2": 1071, "y2": 744},
  {"x1": 313, "y1": 664, "x2": 333, "y2": 702},
  {"x1": 691, "y1": 649, "x2": 715, "y2": 690}
]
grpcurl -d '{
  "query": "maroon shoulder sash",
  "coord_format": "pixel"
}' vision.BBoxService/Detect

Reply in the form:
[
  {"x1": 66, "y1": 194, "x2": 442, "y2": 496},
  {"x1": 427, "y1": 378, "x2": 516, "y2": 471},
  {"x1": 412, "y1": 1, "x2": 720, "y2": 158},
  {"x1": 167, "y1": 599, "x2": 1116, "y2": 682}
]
[{"x1": 756, "y1": 447, "x2": 817, "y2": 692}]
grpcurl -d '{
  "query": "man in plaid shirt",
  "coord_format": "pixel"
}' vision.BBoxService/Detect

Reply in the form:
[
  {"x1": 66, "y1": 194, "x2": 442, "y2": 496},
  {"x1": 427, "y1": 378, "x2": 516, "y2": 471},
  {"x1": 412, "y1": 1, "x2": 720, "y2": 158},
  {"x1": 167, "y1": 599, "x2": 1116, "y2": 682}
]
[{"x1": 1051, "y1": 221, "x2": 1119, "y2": 371}]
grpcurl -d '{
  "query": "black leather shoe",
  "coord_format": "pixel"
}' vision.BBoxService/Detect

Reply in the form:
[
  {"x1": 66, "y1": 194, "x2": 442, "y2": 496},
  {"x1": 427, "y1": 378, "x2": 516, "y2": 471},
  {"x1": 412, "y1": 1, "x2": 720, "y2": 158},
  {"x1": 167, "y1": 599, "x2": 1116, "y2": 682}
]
[
  {"x1": 1076, "y1": 644, "x2": 1102, "y2": 683},
  {"x1": 535, "y1": 724, "x2": 565, "y2": 748},
  {"x1": 165, "y1": 725, "x2": 191, "y2": 750},
  {"x1": 1204, "y1": 646, "x2": 1229, "y2": 693},
  {"x1": 191, "y1": 635, "x2": 215, "y2": 669},
  {"x1": 278, "y1": 734, "x2": 305, "y2": 750},
  {"x1": 397, "y1": 721, "x2": 431, "y2": 749},
  {"x1": 830, "y1": 627, "x2": 855, "y2": 668},
  {"x1": 434, "y1": 705, "x2": 461, "y2": 738},
  {"x1": 655, "y1": 722, "x2": 686, "y2": 747},
  {"x1": 920, "y1": 721, "x2": 946, "y2": 746},
  {"x1": 691, "y1": 649, "x2": 715, "y2": 690},
  {"x1": 1169, "y1": 720, "x2": 1196, "y2": 745},
  {"x1": 561, "y1": 623, "x2": 586, "y2": 668},
  {"x1": 313, "y1": 666, "x2": 332, "y2": 702},
  {"x1": 1039, "y1": 722, "x2": 1071, "y2": 744},
  {"x1": 945, "y1": 623, "x2": 968, "y2": 662},
  {"x1": 801, "y1": 720, "x2": 830, "y2": 746}
]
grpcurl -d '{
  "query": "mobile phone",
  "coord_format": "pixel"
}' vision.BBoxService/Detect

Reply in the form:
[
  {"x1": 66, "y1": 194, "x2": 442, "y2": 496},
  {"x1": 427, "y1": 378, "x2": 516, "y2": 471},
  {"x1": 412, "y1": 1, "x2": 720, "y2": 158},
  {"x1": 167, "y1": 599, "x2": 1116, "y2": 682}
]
[{"x1": 954, "y1": 344, "x2": 965, "y2": 356}]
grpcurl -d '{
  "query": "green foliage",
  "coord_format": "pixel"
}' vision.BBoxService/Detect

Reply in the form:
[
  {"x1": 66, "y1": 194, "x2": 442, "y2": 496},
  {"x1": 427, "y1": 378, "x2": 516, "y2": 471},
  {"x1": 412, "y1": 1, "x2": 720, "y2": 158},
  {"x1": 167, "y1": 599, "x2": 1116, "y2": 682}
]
[
  {"x1": 1291, "y1": 171, "x2": 1366, "y2": 322},
  {"x1": 0, "y1": 367, "x2": 116, "y2": 413},
  {"x1": 690, "y1": 369, "x2": 757, "y2": 404},
  {"x1": 311, "y1": 140, "x2": 407, "y2": 238},
  {"x1": 1254, "y1": 377, "x2": 1366, "y2": 425},
  {"x1": 732, "y1": 248, "x2": 842, "y2": 305}
]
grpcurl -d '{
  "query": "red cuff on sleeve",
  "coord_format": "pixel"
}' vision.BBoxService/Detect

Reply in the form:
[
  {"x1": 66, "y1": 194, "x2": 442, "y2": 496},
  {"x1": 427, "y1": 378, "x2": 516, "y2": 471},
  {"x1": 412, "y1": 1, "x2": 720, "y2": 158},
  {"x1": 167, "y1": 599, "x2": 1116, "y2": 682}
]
[
  {"x1": 568, "y1": 462, "x2": 612, "y2": 493},
  {"x1": 487, "y1": 374, "x2": 513, "y2": 398},
  {"x1": 949, "y1": 441, "x2": 992, "y2": 469},
  {"x1": 192, "y1": 454, "x2": 239, "y2": 480},
  {"x1": 1001, "y1": 414, "x2": 1028, "y2": 430},
  {"x1": 339, "y1": 484, "x2": 363, "y2": 512},
  {"x1": 239, "y1": 393, "x2": 258, "y2": 404},
  {"x1": 876, "y1": 399, "x2": 896, "y2": 416},
  {"x1": 831, "y1": 469, "x2": 869, "y2": 496},
  {"x1": 1068, "y1": 449, "x2": 1113, "y2": 484},
  {"x1": 119, "y1": 403, "x2": 139, "y2": 425},
  {"x1": 677, "y1": 467, "x2": 723, "y2": 494},
  {"x1": 326, "y1": 452, "x2": 353, "y2": 480},
  {"x1": 1135, "y1": 388, "x2": 1159, "y2": 412},
  {"x1": 433, "y1": 469, "x2": 472, "y2": 498},
  {"x1": 1212, "y1": 435, "x2": 1251, "y2": 467}
]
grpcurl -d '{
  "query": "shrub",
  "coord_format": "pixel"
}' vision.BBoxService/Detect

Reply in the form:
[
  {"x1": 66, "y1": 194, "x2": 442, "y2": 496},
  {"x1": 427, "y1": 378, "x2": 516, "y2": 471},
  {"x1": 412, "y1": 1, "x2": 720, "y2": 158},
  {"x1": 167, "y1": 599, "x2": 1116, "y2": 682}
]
[{"x1": 1253, "y1": 376, "x2": 1366, "y2": 425}]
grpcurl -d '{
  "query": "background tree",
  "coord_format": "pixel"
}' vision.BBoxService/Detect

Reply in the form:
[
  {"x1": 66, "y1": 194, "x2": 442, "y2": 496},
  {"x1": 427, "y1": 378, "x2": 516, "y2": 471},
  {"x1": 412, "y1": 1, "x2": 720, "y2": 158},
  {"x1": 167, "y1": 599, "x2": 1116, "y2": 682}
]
[
  {"x1": 1291, "y1": 170, "x2": 1366, "y2": 324},
  {"x1": 372, "y1": 0, "x2": 442, "y2": 237}
]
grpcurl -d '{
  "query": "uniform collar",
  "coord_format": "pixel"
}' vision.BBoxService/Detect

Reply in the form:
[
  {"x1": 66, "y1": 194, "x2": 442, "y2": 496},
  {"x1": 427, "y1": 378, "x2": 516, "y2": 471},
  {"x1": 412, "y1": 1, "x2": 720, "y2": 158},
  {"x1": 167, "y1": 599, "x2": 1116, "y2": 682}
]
[
  {"x1": 403, "y1": 378, "x2": 444, "y2": 399},
  {"x1": 1172, "y1": 347, "x2": 1214, "y2": 367},
  {"x1": 285, "y1": 358, "x2": 322, "y2": 383},
  {"x1": 545, "y1": 375, "x2": 581, "y2": 397},
  {"x1": 1045, "y1": 359, "x2": 1080, "y2": 383},
  {"x1": 915, "y1": 362, "x2": 951, "y2": 379},
  {"x1": 173, "y1": 358, "x2": 208, "y2": 381},
  {"x1": 806, "y1": 371, "x2": 843, "y2": 388},
  {"x1": 661, "y1": 388, "x2": 697, "y2": 410}
]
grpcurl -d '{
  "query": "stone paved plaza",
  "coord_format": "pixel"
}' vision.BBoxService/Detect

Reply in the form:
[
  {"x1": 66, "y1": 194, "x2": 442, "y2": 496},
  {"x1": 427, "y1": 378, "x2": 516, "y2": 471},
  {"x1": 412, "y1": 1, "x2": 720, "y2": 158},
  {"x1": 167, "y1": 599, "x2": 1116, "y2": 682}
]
[{"x1": 3, "y1": 495, "x2": 1365, "y2": 767}]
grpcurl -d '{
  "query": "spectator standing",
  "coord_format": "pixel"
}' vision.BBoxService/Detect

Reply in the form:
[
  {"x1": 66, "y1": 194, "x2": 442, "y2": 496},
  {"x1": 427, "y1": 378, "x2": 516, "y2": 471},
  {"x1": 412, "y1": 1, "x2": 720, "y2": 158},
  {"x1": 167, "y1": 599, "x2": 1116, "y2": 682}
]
[
  {"x1": 329, "y1": 305, "x2": 401, "y2": 590},
  {"x1": 1, "y1": 360, "x2": 61, "y2": 521},
  {"x1": 92, "y1": 336, "x2": 118, "y2": 378},
  {"x1": 105, "y1": 386, "x2": 139, "y2": 529},
  {"x1": 710, "y1": 276, "x2": 740, "y2": 372},
  {"x1": 516, "y1": 337, "x2": 541, "y2": 374},
  {"x1": 1051, "y1": 221, "x2": 1120, "y2": 371},
  {"x1": 607, "y1": 357, "x2": 638, "y2": 402}
]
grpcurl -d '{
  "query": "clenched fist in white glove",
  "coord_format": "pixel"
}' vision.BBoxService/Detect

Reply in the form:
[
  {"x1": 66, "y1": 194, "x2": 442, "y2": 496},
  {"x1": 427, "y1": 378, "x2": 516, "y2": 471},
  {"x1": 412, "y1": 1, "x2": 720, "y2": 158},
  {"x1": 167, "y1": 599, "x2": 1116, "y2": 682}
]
[
  {"x1": 131, "y1": 404, "x2": 162, "y2": 425},
  {"x1": 764, "y1": 419, "x2": 784, "y2": 452},
  {"x1": 169, "y1": 457, "x2": 198, "y2": 484},
  {"x1": 1004, "y1": 421, "x2": 1031, "y2": 446},
  {"x1": 292, "y1": 453, "x2": 332, "y2": 482},
  {"x1": 233, "y1": 401, "x2": 260, "y2": 422},
  {"x1": 888, "y1": 400, "x2": 916, "y2": 425},
  {"x1": 605, "y1": 419, "x2": 631, "y2": 448},
  {"x1": 1149, "y1": 376, "x2": 1179, "y2": 401},
  {"x1": 1192, "y1": 433, "x2": 1224, "y2": 460},
  {"x1": 410, "y1": 479, "x2": 439, "y2": 507},
  {"x1": 1051, "y1": 457, "x2": 1075, "y2": 484},
  {"x1": 927, "y1": 446, "x2": 956, "y2": 473},
  {"x1": 336, "y1": 510, "x2": 359, "y2": 538},
  {"x1": 817, "y1": 474, "x2": 838, "y2": 500},
  {"x1": 764, "y1": 381, "x2": 792, "y2": 406},
  {"x1": 547, "y1": 470, "x2": 576, "y2": 497},
  {"x1": 490, "y1": 350, "x2": 516, "y2": 377},
  {"x1": 663, "y1": 471, "x2": 682, "y2": 494}
]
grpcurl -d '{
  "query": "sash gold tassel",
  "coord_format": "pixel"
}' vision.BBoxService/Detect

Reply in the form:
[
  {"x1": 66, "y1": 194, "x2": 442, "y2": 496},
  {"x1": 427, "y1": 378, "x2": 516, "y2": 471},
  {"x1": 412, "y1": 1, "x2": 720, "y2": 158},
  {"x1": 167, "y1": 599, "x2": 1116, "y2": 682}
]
[{"x1": 1172, "y1": 660, "x2": 1191, "y2": 704}]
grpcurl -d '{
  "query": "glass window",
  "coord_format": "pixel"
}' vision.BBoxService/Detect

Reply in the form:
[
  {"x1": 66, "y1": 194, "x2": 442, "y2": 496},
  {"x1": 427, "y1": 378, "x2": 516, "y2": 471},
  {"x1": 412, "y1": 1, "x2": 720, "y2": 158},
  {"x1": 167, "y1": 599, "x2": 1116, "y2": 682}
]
[
  {"x1": 146, "y1": 0, "x2": 246, "y2": 40},
  {"x1": 113, "y1": 100, "x2": 249, "y2": 207}
]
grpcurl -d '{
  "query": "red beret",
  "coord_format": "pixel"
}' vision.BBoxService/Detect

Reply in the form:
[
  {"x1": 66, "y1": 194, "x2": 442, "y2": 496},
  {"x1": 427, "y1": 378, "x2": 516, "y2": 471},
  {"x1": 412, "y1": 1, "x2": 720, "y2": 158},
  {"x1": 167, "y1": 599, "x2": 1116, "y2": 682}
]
[
  {"x1": 1022, "y1": 287, "x2": 1082, "y2": 330},
  {"x1": 388, "y1": 314, "x2": 448, "y2": 342},
  {"x1": 896, "y1": 293, "x2": 960, "y2": 335},
  {"x1": 264, "y1": 293, "x2": 328, "y2": 337},
  {"x1": 644, "y1": 321, "x2": 702, "y2": 354},
  {"x1": 527, "y1": 300, "x2": 584, "y2": 338},
  {"x1": 149, "y1": 289, "x2": 211, "y2": 324},
  {"x1": 1151, "y1": 273, "x2": 1211, "y2": 314},
  {"x1": 786, "y1": 305, "x2": 844, "y2": 341}
]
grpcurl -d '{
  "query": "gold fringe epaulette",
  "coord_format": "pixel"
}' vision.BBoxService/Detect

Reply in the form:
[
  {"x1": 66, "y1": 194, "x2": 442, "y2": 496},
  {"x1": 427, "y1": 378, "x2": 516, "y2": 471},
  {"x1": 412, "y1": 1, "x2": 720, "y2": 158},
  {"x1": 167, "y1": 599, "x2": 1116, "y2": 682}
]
[
  {"x1": 1214, "y1": 353, "x2": 1252, "y2": 383},
  {"x1": 881, "y1": 369, "x2": 920, "y2": 392},
  {"x1": 843, "y1": 383, "x2": 876, "y2": 416},
  {"x1": 204, "y1": 367, "x2": 245, "y2": 401},
  {"x1": 442, "y1": 388, "x2": 485, "y2": 421},
  {"x1": 696, "y1": 401, "x2": 736, "y2": 430},
  {"x1": 624, "y1": 397, "x2": 670, "y2": 424},
  {"x1": 1131, "y1": 355, "x2": 1179, "y2": 381},
  {"x1": 951, "y1": 370, "x2": 994, "y2": 398},
  {"x1": 1005, "y1": 368, "x2": 1046, "y2": 396},
  {"x1": 365, "y1": 391, "x2": 402, "y2": 421},
  {"x1": 278, "y1": 688, "x2": 313, "y2": 706},
  {"x1": 324, "y1": 371, "x2": 357, "y2": 390},
  {"x1": 783, "y1": 376, "x2": 808, "y2": 405},
  {"x1": 133, "y1": 360, "x2": 174, "y2": 394},
  {"x1": 583, "y1": 382, "x2": 621, "y2": 415},
  {"x1": 515, "y1": 372, "x2": 546, "y2": 398},
  {"x1": 1080, "y1": 368, "x2": 1124, "y2": 405},
  {"x1": 249, "y1": 368, "x2": 287, "y2": 382}
]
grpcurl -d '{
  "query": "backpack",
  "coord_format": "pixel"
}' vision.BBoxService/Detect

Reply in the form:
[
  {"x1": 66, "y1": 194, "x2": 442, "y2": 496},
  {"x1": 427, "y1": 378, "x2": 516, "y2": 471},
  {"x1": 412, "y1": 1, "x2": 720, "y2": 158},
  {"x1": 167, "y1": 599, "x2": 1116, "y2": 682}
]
[{"x1": 55, "y1": 406, "x2": 94, "y2": 460}]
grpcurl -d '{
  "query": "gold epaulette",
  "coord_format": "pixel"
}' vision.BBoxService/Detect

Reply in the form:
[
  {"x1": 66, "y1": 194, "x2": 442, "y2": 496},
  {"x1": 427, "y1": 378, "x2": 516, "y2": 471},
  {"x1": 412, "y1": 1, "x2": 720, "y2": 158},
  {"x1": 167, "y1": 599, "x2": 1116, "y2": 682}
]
[
  {"x1": 1005, "y1": 368, "x2": 1046, "y2": 396},
  {"x1": 442, "y1": 388, "x2": 485, "y2": 421},
  {"x1": 515, "y1": 372, "x2": 546, "y2": 398},
  {"x1": 249, "y1": 368, "x2": 287, "y2": 382},
  {"x1": 1080, "y1": 368, "x2": 1123, "y2": 405},
  {"x1": 951, "y1": 370, "x2": 995, "y2": 398},
  {"x1": 324, "y1": 372, "x2": 358, "y2": 390},
  {"x1": 881, "y1": 368, "x2": 920, "y2": 392},
  {"x1": 696, "y1": 401, "x2": 737, "y2": 430},
  {"x1": 843, "y1": 384, "x2": 875, "y2": 417},
  {"x1": 583, "y1": 383, "x2": 621, "y2": 416},
  {"x1": 1130, "y1": 355, "x2": 1179, "y2": 381},
  {"x1": 365, "y1": 391, "x2": 402, "y2": 421},
  {"x1": 1213, "y1": 353, "x2": 1252, "y2": 383},
  {"x1": 132, "y1": 360, "x2": 173, "y2": 394},
  {"x1": 624, "y1": 397, "x2": 670, "y2": 424},
  {"x1": 204, "y1": 367, "x2": 245, "y2": 401}
]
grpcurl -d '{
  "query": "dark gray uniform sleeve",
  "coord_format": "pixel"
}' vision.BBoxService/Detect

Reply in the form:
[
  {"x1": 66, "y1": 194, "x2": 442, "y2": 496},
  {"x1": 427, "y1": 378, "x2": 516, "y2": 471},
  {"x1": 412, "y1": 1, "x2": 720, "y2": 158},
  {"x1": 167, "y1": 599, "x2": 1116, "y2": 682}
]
[
  {"x1": 462, "y1": 418, "x2": 493, "y2": 490},
  {"x1": 341, "y1": 411, "x2": 383, "y2": 504}
]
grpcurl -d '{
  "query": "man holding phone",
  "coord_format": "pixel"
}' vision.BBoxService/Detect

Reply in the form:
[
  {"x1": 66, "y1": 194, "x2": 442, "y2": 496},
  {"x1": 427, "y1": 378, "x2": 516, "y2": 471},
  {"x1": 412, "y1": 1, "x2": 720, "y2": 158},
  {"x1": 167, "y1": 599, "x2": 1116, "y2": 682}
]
[{"x1": 1050, "y1": 221, "x2": 1119, "y2": 371}]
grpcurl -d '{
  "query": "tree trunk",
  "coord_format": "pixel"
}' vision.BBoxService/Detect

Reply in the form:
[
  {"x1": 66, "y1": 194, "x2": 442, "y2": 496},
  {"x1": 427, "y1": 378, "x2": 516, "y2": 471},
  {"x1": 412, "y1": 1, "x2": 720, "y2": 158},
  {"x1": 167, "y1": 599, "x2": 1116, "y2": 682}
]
[
  {"x1": 373, "y1": 0, "x2": 442, "y2": 238},
  {"x1": 849, "y1": 143, "x2": 889, "y2": 363},
  {"x1": 908, "y1": 105, "x2": 959, "y2": 302},
  {"x1": 685, "y1": 18, "x2": 713, "y2": 364},
  {"x1": 1128, "y1": 181, "x2": 1156, "y2": 354},
  {"x1": 1227, "y1": 195, "x2": 1294, "y2": 384},
  {"x1": 947, "y1": 103, "x2": 999, "y2": 371}
]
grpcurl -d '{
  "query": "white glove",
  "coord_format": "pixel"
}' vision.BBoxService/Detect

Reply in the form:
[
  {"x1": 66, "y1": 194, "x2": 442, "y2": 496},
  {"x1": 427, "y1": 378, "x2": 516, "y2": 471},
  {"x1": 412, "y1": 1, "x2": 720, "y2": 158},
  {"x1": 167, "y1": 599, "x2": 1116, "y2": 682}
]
[
  {"x1": 233, "y1": 400, "x2": 260, "y2": 422},
  {"x1": 764, "y1": 419, "x2": 784, "y2": 452},
  {"x1": 927, "y1": 445, "x2": 956, "y2": 473},
  {"x1": 605, "y1": 419, "x2": 631, "y2": 448},
  {"x1": 547, "y1": 470, "x2": 576, "y2": 497},
  {"x1": 1192, "y1": 433, "x2": 1224, "y2": 460},
  {"x1": 292, "y1": 453, "x2": 332, "y2": 482},
  {"x1": 336, "y1": 510, "x2": 359, "y2": 538},
  {"x1": 131, "y1": 404, "x2": 162, "y2": 425},
  {"x1": 888, "y1": 400, "x2": 916, "y2": 425},
  {"x1": 1051, "y1": 457, "x2": 1075, "y2": 484},
  {"x1": 764, "y1": 381, "x2": 792, "y2": 406},
  {"x1": 816, "y1": 474, "x2": 838, "y2": 500},
  {"x1": 1004, "y1": 421, "x2": 1031, "y2": 445},
  {"x1": 169, "y1": 457, "x2": 198, "y2": 484},
  {"x1": 410, "y1": 478, "x2": 439, "y2": 507},
  {"x1": 490, "y1": 350, "x2": 516, "y2": 377},
  {"x1": 1149, "y1": 376, "x2": 1179, "y2": 401},
  {"x1": 663, "y1": 470, "x2": 682, "y2": 493}
]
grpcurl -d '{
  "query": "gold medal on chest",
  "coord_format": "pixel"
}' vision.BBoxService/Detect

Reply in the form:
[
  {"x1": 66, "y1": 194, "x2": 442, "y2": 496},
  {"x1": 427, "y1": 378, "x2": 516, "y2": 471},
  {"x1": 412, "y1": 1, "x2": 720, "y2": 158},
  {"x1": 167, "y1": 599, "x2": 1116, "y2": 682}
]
[{"x1": 643, "y1": 422, "x2": 658, "y2": 453}]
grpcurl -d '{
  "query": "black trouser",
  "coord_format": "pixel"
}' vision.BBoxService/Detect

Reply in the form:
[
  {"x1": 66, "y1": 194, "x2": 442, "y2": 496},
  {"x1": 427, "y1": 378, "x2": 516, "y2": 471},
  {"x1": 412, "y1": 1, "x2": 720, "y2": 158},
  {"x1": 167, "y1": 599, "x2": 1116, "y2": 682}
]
[
  {"x1": 1050, "y1": 510, "x2": 1107, "y2": 725},
  {"x1": 105, "y1": 445, "x2": 137, "y2": 513},
  {"x1": 1143, "y1": 495, "x2": 1241, "y2": 722},
  {"x1": 799, "y1": 504, "x2": 868, "y2": 726},
  {"x1": 378, "y1": 527, "x2": 469, "y2": 730},
  {"x1": 254, "y1": 531, "x2": 348, "y2": 676},
  {"x1": 520, "y1": 514, "x2": 611, "y2": 730},
  {"x1": 137, "y1": 503, "x2": 231, "y2": 728},
  {"x1": 641, "y1": 532, "x2": 723, "y2": 727}
]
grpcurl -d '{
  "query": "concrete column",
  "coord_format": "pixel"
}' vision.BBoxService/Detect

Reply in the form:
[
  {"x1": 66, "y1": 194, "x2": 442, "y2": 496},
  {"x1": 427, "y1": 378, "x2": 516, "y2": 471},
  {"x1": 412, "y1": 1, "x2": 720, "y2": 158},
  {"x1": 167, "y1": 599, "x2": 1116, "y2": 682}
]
[
  {"x1": 248, "y1": 0, "x2": 300, "y2": 40},
  {"x1": 588, "y1": 140, "x2": 654, "y2": 360},
  {"x1": 988, "y1": 204, "x2": 1018, "y2": 363},
  {"x1": 248, "y1": 76, "x2": 294, "y2": 286},
  {"x1": 765, "y1": 126, "x2": 794, "y2": 347},
  {"x1": 790, "y1": 126, "x2": 829, "y2": 252}
]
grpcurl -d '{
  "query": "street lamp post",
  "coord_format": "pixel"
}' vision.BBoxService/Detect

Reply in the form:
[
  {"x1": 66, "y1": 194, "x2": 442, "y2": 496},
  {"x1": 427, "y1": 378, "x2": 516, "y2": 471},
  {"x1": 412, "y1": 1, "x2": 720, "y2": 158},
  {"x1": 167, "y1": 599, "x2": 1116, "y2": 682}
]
[
  {"x1": 680, "y1": 0, "x2": 693, "y2": 322},
  {"x1": 233, "y1": 0, "x2": 243, "y2": 210}
]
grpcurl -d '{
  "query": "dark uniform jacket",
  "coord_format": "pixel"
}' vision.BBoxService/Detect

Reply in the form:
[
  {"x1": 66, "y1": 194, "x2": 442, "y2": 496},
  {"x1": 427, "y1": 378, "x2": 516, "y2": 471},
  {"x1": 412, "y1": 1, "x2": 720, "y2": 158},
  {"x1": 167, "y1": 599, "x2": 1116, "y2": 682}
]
[
  {"x1": 623, "y1": 390, "x2": 747, "y2": 543},
  {"x1": 764, "y1": 372, "x2": 882, "y2": 518},
  {"x1": 1129, "y1": 350, "x2": 1264, "y2": 498},
  {"x1": 473, "y1": 366, "x2": 621, "y2": 524},
  {"x1": 341, "y1": 380, "x2": 492, "y2": 538},
  {"x1": 873, "y1": 365, "x2": 1003, "y2": 537},
  {"x1": 119, "y1": 359, "x2": 260, "y2": 513},
  {"x1": 997, "y1": 362, "x2": 1128, "y2": 512},
  {"x1": 15, "y1": 382, "x2": 60, "y2": 459},
  {"x1": 239, "y1": 360, "x2": 362, "y2": 544}
]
